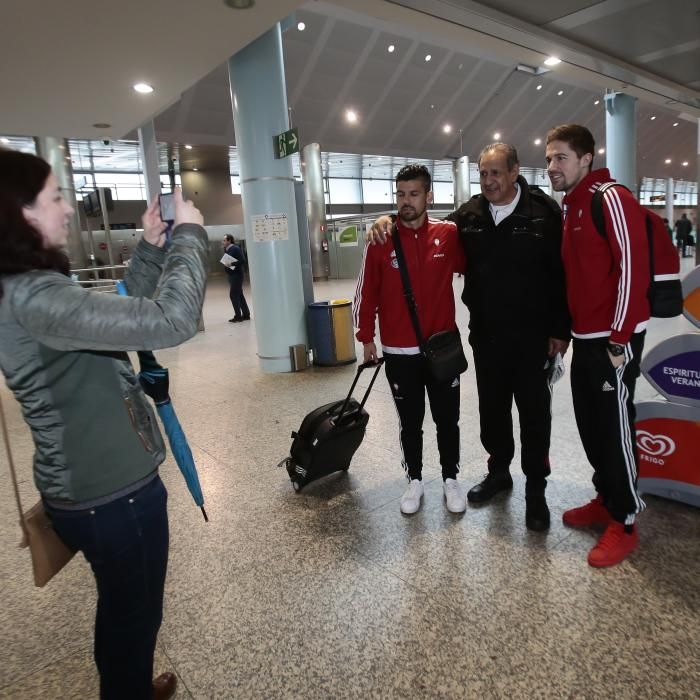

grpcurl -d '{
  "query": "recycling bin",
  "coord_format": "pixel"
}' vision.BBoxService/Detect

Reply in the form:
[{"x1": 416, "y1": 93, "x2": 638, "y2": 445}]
[{"x1": 307, "y1": 299, "x2": 357, "y2": 366}]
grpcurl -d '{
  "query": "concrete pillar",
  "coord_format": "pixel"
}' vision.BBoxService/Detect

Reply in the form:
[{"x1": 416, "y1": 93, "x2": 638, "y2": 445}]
[
  {"x1": 452, "y1": 156, "x2": 471, "y2": 208},
  {"x1": 35, "y1": 137, "x2": 87, "y2": 269},
  {"x1": 137, "y1": 121, "x2": 161, "y2": 203},
  {"x1": 665, "y1": 177, "x2": 674, "y2": 225},
  {"x1": 604, "y1": 92, "x2": 637, "y2": 195},
  {"x1": 228, "y1": 24, "x2": 306, "y2": 373},
  {"x1": 301, "y1": 143, "x2": 329, "y2": 280}
]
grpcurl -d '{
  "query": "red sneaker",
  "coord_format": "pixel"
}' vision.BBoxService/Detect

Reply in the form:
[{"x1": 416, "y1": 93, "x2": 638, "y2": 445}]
[
  {"x1": 587, "y1": 521, "x2": 639, "y2": 568},
  {"x1": 562, "y1": 495, "x2": 612, "y2": 528}
]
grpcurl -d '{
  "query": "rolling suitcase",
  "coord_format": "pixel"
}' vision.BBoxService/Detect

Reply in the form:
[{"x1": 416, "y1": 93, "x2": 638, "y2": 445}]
[{"x1": 281, "y1": 359, "x2": 385, "y2": 491}]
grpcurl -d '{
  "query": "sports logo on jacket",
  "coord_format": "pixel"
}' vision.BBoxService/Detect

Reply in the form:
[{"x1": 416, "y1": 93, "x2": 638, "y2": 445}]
[{"x1": 390, "y1": 250, "x2": 398, "y2": 269}]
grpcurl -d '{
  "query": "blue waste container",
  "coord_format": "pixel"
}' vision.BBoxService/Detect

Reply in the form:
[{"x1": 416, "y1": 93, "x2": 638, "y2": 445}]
[{"x1": 308, "y1": 300, "x2": 357, "y2": 366}]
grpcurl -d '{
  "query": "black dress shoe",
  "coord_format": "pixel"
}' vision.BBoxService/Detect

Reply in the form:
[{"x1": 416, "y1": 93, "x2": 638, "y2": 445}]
[
  {"x1": 242, "y1": 315, "x2": 251, "y2": 321},
  {"x1": 153, "y1": 672, "x2": 177, "y2": 700},
  {"x1": 525, "y1": 492, "x2": 550, "y2": 531},
  {"x1": 467, "y1": 472, "x2": 513, "y2": 503},
  {"x1": 229, "y1": 317, "x2": 243, "y2": 323}
]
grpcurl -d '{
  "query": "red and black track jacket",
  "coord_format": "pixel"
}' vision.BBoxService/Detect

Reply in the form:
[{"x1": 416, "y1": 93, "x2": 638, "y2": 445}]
[
  {"x1": 561, "y1": 168, "x2": 650, "y2": 344},
  {"x1": 353, "y1": 216, "x2": 465, "y2": 352}
]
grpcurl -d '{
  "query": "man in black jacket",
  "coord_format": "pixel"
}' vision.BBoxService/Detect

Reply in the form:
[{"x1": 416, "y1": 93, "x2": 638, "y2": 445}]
[
  {"x1": 371, "y1": 143, "x2": 570, "y2": 530},
  {"x1": 222, "y1": 234, "x2": 250, "y2": 322},
  {"x1": 454, "y1": 143, "x2": 569, "y2": 530}
]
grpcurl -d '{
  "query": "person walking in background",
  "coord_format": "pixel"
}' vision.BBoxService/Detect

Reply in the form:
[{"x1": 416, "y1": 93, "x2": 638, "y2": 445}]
[
  {"x1": 223, "y1": 233, "x2": 250, "y2": 322},
  {"x1": 674, "y1": 213, "x2": 692, "y2": 257},
  {"x1": 0, "y1": 148, "x2": 208, "y2": 699},
  {"x1": 546, "y1": 124, "x2": 648, "y2": 568},
  {"x1": 354, "y1": 164, "x2": 467, "y2": 515}
]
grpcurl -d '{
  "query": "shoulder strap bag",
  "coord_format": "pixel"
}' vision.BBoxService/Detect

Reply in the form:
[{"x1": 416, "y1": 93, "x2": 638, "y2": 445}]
[
  {"x1": 0, "y1": 393, "x2": 74, "y2": 587},
  {"x1": 391, "y1": 224, "x2": 468, "y2": 383}
]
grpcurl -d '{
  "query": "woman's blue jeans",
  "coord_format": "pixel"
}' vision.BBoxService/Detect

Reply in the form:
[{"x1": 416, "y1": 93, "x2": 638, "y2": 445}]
[{"x1": 45, "y1": 475, "x2": 169, "y2": 700}]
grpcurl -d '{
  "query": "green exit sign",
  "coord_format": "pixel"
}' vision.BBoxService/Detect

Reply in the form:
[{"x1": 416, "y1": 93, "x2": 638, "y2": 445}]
[{"x1": 274, "y1": 127, "x2": 299, "y2": 159}]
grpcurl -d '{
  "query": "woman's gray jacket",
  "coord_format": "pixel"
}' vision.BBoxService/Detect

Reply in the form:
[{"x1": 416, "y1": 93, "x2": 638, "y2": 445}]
[{"x1": 0, "y1": 224, "x2": 208, "y2": 504}]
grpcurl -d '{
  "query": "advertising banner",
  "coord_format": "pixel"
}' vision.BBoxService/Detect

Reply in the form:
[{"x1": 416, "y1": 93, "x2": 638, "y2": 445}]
[
  {"x1": 636, "y1": 401, "x2": 700, "y2": 508},
  {"x1": 641, "y1": 334, "x2": 700, "y2": 408}
]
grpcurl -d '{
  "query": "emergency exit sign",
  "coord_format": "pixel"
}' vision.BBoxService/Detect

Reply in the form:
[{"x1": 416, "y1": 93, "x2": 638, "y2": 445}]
[{"x1": 274, "y1": 128, "x2": 299, "y2": 159}]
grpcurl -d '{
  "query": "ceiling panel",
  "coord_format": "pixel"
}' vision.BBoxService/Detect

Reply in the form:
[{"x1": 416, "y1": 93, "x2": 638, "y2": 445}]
[{"x1": 446, "y1": 0, "x2": 597, "y2": 25}]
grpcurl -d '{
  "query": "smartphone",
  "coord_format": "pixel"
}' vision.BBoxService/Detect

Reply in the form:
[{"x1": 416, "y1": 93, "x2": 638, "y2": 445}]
[{"x1": 159, "y1": 192, "x2": 175, "y2": 224}]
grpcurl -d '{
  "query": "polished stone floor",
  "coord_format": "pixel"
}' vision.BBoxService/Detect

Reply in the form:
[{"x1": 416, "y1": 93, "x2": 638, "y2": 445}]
[{"x1": 1, "y1": 262, "x2": 699, "y2": 699}]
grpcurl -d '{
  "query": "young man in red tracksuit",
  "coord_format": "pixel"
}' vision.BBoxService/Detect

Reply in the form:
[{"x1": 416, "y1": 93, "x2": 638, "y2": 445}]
[
  {"x1": 546, "y1": 124, "x2": 649, "y2": 567},
  {"x1": 353, "y1": 164, "x2": 466, "y2": 515}
]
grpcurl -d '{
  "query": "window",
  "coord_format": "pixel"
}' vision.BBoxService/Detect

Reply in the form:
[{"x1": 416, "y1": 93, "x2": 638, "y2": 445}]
[
  {"x1": 328, "y1": 178, "x2": 362, "y2": 205},
  {"x1": 362, "y1": 179, "x2": 393, "y2": 206},
  {"x1": 432, "y1": 181, "x2": 454, "y2": 206}
]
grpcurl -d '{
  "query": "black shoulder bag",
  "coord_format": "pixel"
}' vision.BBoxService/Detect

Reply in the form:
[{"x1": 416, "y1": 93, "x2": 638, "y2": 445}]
[{"x1": 391, "y1": 225, "x2": 468, "y2": 383}]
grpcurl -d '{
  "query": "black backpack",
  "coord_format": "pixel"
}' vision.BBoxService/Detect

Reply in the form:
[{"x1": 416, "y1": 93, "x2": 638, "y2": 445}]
[{"x1": 591, "y1": 183, "x2": 683, "y2": 318}]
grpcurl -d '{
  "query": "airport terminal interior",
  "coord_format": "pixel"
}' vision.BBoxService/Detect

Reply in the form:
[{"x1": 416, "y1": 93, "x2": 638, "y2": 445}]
[{"x1": 1, "y1": 0, "x2": 700, "y2": 698}]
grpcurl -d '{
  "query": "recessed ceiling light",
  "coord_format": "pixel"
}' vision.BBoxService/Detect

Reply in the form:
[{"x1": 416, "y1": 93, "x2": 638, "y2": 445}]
[
  {"x1": 425, "y1": 54, "x2": 432, "y2": 62},
  {"x1": 0, "y1": 137, "x2": 9, "y2": 144},
  {"x1": 493, "y1": 132, "x2": 501, "y2": 140},
  {"x1": 185, "y1": 144, "x2": 193, "y2": 150},
  {"x1": 430, "y1": 104, "x2": 435, "y2": 109},
  {"x1": 682, "y1": 161, "x2": 689, "y2": 166},
  {"x1": 673, "y1": 122, "x2": 679, "y2": 127},
  {"x1": 193, "y1": 168, "x2": 199, "y2": 172},
  {"x1": 223, "y1": 0, "x2": 254, "y2": 8},
  {"x1": 388, "y1": 44, "x2": 395, "y2": 53},
  {"x1": 534, "y1": 138, "x2": 541, "y2": 145},
  {"x1": 665, "y1": 159, "x2": 671, "y2": 164},
  {"x1": 557, "y1": 90, "x2": 564, "y2": 96},
  {"x1": 92, "y1": 122, "x2": 111, "y2": 129},
  {"x1": 598, "y1": 148, "x2": 605, "y2": 154},
  {"x1": 458, "y1": 63, "x2": 463, "y2": 70},
  {"x1": 133, "y1": 83, "x2": 154, "y2": 94},
  {"x1": 650, "y1": 116, "x2": 656, "y2": 121},
  {"x1": 443, "y1": 124, "x2": 452, "y2": 134},
  {"x1": 297, "y1": 21, "x2": 305, "y2": 31},
  {"x1": 544, "y1": 56, "x2": 561, "y2": 66},
  {"x1": 594, "y1": 100, "x2": 600, "y2": 105},
  {"x1": 536, "y1": 84, "x2": 542, "y2": 90},
  {"x1": 345, "y1": 109, "x2": 358, "y2": 124}
]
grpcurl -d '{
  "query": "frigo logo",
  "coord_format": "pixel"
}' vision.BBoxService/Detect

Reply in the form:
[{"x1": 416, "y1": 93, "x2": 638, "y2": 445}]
[{"x1": 636, "y1": 430, "x2": 676, "y2": 465}]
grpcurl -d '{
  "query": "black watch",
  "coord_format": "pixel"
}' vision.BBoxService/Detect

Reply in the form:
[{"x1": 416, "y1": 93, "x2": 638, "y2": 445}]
[{"x1": 607, "y1": 343, "x2": 625, "y2": 357}]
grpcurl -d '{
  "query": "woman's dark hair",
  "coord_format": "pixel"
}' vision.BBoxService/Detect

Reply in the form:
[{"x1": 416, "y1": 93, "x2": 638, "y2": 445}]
[{"x1": 0, "y1": 149, "x2": 70, "y2": 300}]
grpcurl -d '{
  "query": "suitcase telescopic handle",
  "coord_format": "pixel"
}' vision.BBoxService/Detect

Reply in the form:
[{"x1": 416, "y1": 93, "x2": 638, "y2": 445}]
[{"x1": 335, "y1": 358, "x2": 385, "y2": 424}]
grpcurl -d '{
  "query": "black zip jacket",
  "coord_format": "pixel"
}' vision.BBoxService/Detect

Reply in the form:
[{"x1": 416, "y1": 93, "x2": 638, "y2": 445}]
[{"x1": 446, "y1": 176, "x2": 570, "y2": 342}]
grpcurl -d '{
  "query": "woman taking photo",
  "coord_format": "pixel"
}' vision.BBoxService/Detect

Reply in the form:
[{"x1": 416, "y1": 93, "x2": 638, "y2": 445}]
[{"x1": 0, "y1": 148, "x2": 208, "y2": 700}]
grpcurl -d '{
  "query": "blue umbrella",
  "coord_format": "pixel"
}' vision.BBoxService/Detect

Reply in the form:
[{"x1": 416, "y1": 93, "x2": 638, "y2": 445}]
[{"x1": 116, "y1": 281, "x2": 208, "y2": 521}]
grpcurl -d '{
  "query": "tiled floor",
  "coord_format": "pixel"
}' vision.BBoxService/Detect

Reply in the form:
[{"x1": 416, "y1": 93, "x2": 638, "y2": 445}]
[{"x1": 1, "y1": 261, "x2": 699, "y2": 699}]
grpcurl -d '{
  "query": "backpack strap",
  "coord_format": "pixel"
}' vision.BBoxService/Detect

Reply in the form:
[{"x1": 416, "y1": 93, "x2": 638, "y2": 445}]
[{"x1": 591, "y1": 181, "x2": 655, "y2": 280}]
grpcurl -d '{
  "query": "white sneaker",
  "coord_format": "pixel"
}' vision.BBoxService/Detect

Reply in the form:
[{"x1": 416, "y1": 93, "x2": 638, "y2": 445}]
[
  {"x1": 443, "y1": 478, "x2": 466, "y2": 513},
  {"x1": 400, "y1": 480, "x2": 424, "y2": 514}
]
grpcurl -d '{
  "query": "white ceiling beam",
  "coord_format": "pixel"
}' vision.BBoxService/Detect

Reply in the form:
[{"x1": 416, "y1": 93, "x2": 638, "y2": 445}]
[
  {"x1": 545, "y1": 0, "x2": 650, "y2": 31},
  {"x1": 288, "y1": 15, "x2": 337, "y2": 107},
  {"x1": 315, "y1": 29, "x2": 381, "y2": 145},
  {"x1": 384, "y1": 50, "x2": 456, "y2": 150}
]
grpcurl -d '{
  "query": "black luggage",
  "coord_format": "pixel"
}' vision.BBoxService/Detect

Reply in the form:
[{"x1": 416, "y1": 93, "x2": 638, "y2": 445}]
[{"x1": 281, "y1": 359, "x2": 384, "y2": 491}]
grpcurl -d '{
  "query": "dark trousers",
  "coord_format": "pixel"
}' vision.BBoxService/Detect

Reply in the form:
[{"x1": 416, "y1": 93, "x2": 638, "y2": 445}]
[
  {"x1": 571, "y1": 334, "x2": 646, "y2": 524},
  {"x1": 228, "y1": 273, "x2": 250, "y2": 319},
  {"x1": 45, "y1": 476, "x2": 169, "y2": 700},
  {"x1": 384, "y1": 352, "x2": 460, "y2": 481},
  {"x1": 470, "y1": 335, "x2": 552, "y2": 488}
]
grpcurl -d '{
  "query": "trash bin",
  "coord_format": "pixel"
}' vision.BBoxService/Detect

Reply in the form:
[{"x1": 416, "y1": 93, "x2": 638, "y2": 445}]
[{"x1": 308, "y1": 299, "x2": 357, "y2": 366}]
